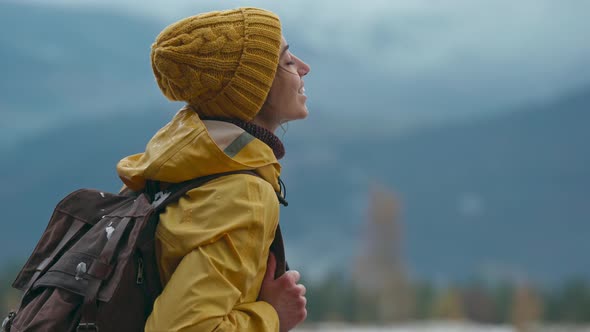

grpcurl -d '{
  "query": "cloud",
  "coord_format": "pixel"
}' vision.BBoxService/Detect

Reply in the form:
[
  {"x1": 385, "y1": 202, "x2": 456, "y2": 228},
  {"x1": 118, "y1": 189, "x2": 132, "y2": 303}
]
[
  {"x1": 7, "y1": 0, "x2": 590, "y2": 132},
  {"x1": 16, "y1": 0, "x2": 590, "y2": 74},
  {"x1": 26, "y1": 0, "x2": 589, "y2": 100}
]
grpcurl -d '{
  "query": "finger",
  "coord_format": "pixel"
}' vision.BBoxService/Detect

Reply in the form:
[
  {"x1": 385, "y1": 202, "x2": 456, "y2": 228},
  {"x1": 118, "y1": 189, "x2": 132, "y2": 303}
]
[
  {"x1": 295, "y1": 305, "x2": 307, "y2": 323},
  {"x1": 297, "y1": 284, "x2": 306, "y2": 296},
  {"x1": 263, "y1": 252, "x2": 277, "y2": 282},
  {"x1": 283, "y1": 270, "x2": 300, "y2": 284}
]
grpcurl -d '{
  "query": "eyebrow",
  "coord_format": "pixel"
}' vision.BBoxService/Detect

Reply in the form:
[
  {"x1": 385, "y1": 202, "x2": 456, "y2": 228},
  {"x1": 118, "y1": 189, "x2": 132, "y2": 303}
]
[{"x1": 280, "y1": 44, "x2": 290, "y2": 57}]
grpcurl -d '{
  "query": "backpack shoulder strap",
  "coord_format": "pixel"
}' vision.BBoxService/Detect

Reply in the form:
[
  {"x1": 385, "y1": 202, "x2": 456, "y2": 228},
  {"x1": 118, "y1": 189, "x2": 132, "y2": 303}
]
[
  {"x1": 150, "y1": 170, "x2": 258, "y2": 212},
  {"x1": 149, "y1": 170, "x2": 289, "y2": 278}
]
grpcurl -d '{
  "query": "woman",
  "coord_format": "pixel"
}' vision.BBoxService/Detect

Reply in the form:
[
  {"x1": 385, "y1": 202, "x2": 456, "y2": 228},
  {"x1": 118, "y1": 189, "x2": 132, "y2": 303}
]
[{"x1": 116, "y1": 7, "x2": 311, "y2": 332}]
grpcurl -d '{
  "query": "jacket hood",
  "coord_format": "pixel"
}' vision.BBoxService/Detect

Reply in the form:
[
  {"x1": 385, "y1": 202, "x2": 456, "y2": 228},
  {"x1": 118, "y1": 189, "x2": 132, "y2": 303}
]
[{"x1": 117, "y1": 107, "x2": 282, "y2": 192}]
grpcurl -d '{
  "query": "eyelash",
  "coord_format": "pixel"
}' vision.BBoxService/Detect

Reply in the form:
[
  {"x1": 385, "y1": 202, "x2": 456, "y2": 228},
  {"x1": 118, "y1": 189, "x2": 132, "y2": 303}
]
[{"x1": 286, "y1": 61, "x2": 295, "y2": 65}]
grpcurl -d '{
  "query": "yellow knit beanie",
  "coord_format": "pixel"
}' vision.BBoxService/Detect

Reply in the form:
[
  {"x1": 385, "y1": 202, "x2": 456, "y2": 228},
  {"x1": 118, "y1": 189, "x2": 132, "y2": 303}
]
[{"x1": 150, "y1": 8, "x2": 282, "y2": 121}]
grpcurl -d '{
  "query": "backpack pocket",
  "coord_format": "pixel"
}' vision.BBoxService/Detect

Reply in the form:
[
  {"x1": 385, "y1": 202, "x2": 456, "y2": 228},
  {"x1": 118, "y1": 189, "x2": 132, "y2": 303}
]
[{"x1": 10, "y1": 286, "x2": 82, "y2": 332}]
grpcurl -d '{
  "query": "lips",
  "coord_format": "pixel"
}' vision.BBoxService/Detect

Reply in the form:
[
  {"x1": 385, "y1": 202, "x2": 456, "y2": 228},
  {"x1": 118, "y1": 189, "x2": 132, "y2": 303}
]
[{"x1": 298, "y1": 85, "x2": 306, "y2": 95}]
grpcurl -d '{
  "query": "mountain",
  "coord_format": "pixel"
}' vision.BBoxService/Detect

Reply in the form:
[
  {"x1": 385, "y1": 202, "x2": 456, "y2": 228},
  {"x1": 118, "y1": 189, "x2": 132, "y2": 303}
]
[
  {"x1": 295, "y1": 87, "x2": 590, "y2": 283},
  {"x1": 0, "y1": 2, "x2": 365, "y2": 146},
  {"x1": 0, "y1": 2, "x2": 165, "y2": 147},
  {"x1": 1, "y1": 2, "x2": 589, "y2": 284},
  {"x1": 4, "y1": 2, "x2": 566, "y2": 149},
  {"x1": 0, "y1": 2, "x2": 160, "y2": 105},
  {"x1": 1, "y1": 86, "x2": 589, "y2": 285}
]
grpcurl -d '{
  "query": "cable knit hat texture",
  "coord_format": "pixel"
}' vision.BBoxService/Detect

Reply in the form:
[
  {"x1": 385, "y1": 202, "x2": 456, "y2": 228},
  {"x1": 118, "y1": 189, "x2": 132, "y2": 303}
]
[{"x1": 150, "y1": 8, "x2": 282, "y2": 121}]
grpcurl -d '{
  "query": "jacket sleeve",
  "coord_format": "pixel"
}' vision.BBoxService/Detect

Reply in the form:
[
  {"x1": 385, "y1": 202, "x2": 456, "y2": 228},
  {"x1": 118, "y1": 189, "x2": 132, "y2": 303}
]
[{"x1": 145, "y1": 175, "x2": 280, "y2": 332}]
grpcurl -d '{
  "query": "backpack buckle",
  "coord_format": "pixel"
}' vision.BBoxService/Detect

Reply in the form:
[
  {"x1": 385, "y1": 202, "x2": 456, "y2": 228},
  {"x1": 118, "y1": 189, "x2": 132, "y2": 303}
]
[
  {"x1": 77, "y1": 323, "x2": 99, "y2": 331},
  {"x1": 1, "y1": 311, "x2": 15, "y2": 332},
  {"x1": 151, "y1": 191, "x2": 171, "y2": 207}
]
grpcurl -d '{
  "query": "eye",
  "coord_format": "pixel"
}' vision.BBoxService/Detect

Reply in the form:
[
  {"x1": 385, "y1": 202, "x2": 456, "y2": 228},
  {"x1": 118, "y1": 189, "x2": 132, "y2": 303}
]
[{"x1": 284, "y1": 52, "x2": 297, "y2": 66}]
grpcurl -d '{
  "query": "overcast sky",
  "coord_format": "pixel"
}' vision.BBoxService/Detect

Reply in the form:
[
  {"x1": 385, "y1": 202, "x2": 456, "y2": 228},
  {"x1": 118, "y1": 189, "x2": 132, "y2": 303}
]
[
  {"x1": 18, "y1": 0, "x2": 590, "y2": 103},
  {"x1": 5, "y1": 0, "x2": 590, "y2": 141}
]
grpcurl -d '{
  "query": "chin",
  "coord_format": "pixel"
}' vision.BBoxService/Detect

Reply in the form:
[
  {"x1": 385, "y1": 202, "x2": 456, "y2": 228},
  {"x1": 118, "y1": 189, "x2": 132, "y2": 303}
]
[
  {"x1": 296, "y1": 108, "x2": 309, "y2": 120},
  {"x1": 300, "y1": 102, "x2": 310, "y2": 115},
  {"x1": 284, "y1": 106, "x2": 309, "y2": 122}
]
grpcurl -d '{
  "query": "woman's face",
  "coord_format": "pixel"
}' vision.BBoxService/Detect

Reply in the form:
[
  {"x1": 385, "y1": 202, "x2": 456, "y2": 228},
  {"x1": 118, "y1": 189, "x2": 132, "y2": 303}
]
[{"x1": 253, "y1": 36, "x2": 311, "y2": 132}]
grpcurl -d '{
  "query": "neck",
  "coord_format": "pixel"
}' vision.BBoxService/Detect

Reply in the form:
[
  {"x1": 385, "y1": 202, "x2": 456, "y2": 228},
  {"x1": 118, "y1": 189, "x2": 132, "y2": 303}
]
[
  {"x1": 201, "y1": 117, "x2": 285, "y2": 160},
  {"x1": 250, "y1": 117, "x2": 279, "y2": 133}
]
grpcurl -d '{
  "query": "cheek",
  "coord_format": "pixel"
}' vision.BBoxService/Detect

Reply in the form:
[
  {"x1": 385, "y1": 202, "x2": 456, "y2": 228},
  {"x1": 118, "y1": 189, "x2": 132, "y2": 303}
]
[
  {"x1": 266, "y1": 70, "x2": 304, "y2": 116},
  {"x1": 282, "y1": 76, "x2": 300, "y2": 104},
  {"x1": 268, "y1": 74, "x2": 296, "y2": 104}
]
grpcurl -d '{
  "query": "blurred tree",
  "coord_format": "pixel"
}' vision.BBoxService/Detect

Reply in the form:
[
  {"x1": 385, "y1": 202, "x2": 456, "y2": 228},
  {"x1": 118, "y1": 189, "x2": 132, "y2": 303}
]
[
  {"x1": 0, "y1": 262, "x2": 22, "y2": 317},
  {"x1": 305, "y1": 271, "x2": 359, "y2": 322},
  {"x1": 511, "y1": 281, "x2": 543, "y2": 332},
  {"x1": 462, "y1": 285, "x2": 496, "y2": 323},
  {"x1": 547, "y1": 279, "x2": 590, "y2": 322},
  {"x1": 430, "y1": 286, "x2": 465, "y2": 320},
  {"x1": 491, "y1": 281, "x2": 515, "y2": 324},
  {"x1": 413, "y1": 281, "x2": 436, "y2": 320},
  {"x1": 352, "y1": 183, "x2": 415, "y2": 322}
]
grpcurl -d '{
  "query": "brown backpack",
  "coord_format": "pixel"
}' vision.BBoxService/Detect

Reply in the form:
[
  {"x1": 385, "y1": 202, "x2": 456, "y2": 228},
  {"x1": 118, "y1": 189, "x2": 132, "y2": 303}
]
[{"x1": 2, "y1": 171, "x2": 287, "y2": 332}]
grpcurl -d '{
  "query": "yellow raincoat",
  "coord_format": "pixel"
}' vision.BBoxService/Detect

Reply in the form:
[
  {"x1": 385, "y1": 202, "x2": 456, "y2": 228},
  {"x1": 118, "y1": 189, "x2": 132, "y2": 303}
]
[{"x1": 117, "y1": 107, "x2": 282, "y2": 331}]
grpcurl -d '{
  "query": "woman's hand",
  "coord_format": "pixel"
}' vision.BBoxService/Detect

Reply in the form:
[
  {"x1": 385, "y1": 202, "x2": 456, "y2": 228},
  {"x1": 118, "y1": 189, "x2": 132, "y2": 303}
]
[{"x1": 258, "y1": 253, "x2": 307, "y2": 332}]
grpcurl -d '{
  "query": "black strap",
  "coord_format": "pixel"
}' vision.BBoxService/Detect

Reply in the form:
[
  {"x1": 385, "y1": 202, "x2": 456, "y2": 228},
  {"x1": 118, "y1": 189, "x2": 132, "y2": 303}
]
[
  {"x1": 148, "y1": 170, "x2": 259, "y2": 212},
  {"x1": 149, "y1": 171, "x2": 290, "y2": 277},
  {"x1": 270, "y1": 225, "x2": 288, "y2": 278},
  {"x1": 144, "y1": 170, "x2": 290, "y2": 209}
]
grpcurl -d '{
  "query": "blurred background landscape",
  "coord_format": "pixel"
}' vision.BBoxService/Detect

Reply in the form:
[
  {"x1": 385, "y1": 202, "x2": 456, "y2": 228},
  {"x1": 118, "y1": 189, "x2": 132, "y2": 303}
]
[{"x1": 1, "y1": 0, "x2": 589, "y2": 330}]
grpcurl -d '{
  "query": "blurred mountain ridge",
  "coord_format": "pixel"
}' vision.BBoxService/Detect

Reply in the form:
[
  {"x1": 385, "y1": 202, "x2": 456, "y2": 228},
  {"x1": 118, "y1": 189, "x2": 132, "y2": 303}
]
[
  {"x1": 4, "y1": 2, "x2": 589, "y2": 146},
  {"x1": 1, "y1": 84, "x2": 588, "y2": 285},
  {"x1": 1, "y1": 2, "x2": 589, "y2": 284}
]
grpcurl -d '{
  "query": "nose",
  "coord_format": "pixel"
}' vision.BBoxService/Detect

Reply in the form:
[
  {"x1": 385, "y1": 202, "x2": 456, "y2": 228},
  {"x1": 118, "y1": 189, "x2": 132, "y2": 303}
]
[{"x1": 296, "y1": 57, "x2": 311, "y2": 77}]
